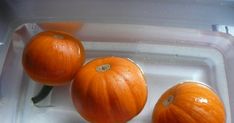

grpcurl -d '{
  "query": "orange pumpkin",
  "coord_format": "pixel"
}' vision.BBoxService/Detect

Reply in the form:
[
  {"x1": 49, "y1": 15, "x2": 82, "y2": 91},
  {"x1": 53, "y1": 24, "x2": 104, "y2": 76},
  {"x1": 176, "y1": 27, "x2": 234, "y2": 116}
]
[
  {"x1": 38, "y1": 22, "x2": 83, "y2": 34},
  {"x1": 71, "y1": 56, "x2": 148, "y2": 123},
  {"x1": 22, "y1": 31, "x2": 85, "y2": 86},
  {"x1": 152, "y1": 81, "x2": 226, "y2": 123}
]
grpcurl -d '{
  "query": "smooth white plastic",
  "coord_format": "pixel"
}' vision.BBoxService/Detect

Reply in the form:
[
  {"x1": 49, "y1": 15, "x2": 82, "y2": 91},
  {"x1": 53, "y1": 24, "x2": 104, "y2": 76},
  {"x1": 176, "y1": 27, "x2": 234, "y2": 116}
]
[{"x1": 0, "y1": 23, "x2": 233, "y2": 123}]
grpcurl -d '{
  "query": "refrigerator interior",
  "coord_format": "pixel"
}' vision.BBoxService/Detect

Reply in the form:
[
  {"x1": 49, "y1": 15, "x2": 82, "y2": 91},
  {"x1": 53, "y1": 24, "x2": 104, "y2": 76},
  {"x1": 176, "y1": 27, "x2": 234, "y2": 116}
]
[{"x1": 0, "y1": 0, "x2": 234, "y2": 123}]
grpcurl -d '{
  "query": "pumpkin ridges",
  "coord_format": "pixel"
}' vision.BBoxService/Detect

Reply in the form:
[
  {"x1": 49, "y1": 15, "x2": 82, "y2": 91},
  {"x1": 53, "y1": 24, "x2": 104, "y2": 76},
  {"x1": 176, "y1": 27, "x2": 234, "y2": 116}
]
[
  {"x1": 105, "y1": 72, "x2": 131, "y2": 123},
  {"x1": 73, "y1": 60, "x2": 102, "y2": 102},
  {"x1": 104, "y1": 71, "x2": 124, "y2": 122},
  {"x1": 49, "y1": 41, "x2": 65, "y2": 75},
  {"x1": 175, "y1": 93, "x2": 225, "y2": 123},
  {"x1": 165, "y1": 105, "x2": 181, "y2": 123},
  {"x1": 80, "y1": 74, "x2": 110, "y2": 123},
  {"x1": 176, "y1": 101, "x2": 220, "y2": 123},
  {"x1": 155, "y1": 109, "x2": 166, "y2": 123},
  {"x1": 73, "y1": 63, "x2": 98, "y2": 97},
  {"x1": 167, "y1": 106, "x2": 180, "y2": 123},
  {"x1": 182, "y1": 85, "x2": 225, "y2": 123},
  {"x1": 24, "y1": 38, "x2": 60, "y2": 82},
  {"x1": 112, "y1": 67, "x2": 146, "y2": 114},
  {"x1": 103, "y1": 73, "x2": 116, "y2": 123},
  {"x1": 95, "y1": 75, "x2": 113, "y2": 123},
  {"x1": 170, "y1": 104, "x2": 197, "y2": 123},
  {"x1": 114, "y1": 70, "x2": 140, "y2": 112},
  {"x1": 175, "y1": 102, "x2": 210, "y2": 123},
  {"x1": 156, "y1": 107, "x2": 169, "y2": 123},
  {"x1": 176, "y1": 92, "x2": 225, "y2": 111},
  {"x1": 109, "y1": 60, "x2": 146, "y2": 122},
  {"x1": 72, "y1": 69, "x2": 97, "y2": 113},
  {"x1": 114, "y1": 59, "x2": 148, "y2": 113},
  {"x1": 65, "y1": 45, "x2": 73, "y2": 79},
  {"x1": 157, "y1": 106, "x2": 179, "y2": 123},
  {"x1": 83, "y1": 75, "x2": 100, "y2": 122},
  {"x1": 102, "y1": 74, "x2": 112, "y2": 119},
  {"x1": 111, "y1": 70, "x2": 138, "y2": 114},
  {"x1": 174, "y1": 83, "x2": 224, "y2": 106},
  {"x1": 69, "y1": 35, "x2": 85, "y2": 63},
  {"x1": 46, "y1": 40, "x2": 74, "y2": 82},
  {"x1": 83, "y1": 73, "x2": 98, "y2": 98},
  {"x1": 152, "y1": 87, "x2": 173, "y2": 121},
  {"x1": 76, "y1": 70, "x2": 129, "y2": 123},
  {"x1": 174, "y1": 83, "x2": 226, "y2": 122},
  {"x1": 153, "y1": 93, "x2": 197, "y2": 123},
  {"x1": 105, "y1": 70, "x2": 137, "y2": 122}
]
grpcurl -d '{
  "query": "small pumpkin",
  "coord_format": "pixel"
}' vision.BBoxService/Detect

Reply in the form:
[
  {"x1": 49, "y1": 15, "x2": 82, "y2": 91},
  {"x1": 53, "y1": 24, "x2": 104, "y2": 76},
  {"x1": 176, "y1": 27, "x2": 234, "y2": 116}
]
[
  {"x1": 22, "y1": 31, "x2": 85, "y2": 86},
  {"x1": 71, "y1": 56, "x2": 148, "y2": 123},
  {"x1": 38, "y1": 22, "x2": 83, "y2": 34},
  {"x1": 152, "y1": 81, "x2": 226, "y2": 123}
]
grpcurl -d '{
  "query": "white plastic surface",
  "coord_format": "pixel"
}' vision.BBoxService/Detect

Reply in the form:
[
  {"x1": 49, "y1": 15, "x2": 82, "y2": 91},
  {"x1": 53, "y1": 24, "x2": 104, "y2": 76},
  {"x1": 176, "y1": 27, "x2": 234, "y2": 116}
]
[{"x1": 0, "y1": 23, "x2": 232, "y2": 123}]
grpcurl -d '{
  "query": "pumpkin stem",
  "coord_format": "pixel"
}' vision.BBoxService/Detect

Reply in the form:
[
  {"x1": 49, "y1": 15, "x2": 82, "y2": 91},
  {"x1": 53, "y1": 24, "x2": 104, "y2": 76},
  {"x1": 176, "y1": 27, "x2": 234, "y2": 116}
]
[
  {"x1": 163, "y1": 95, "x2": 174, "y2": 107},
  {"x1": 31, "y1": 85, "x2": 53, "y2": 104},
  {"x1": 96, "y1": 64, "x2": 111, "y2": 72}
]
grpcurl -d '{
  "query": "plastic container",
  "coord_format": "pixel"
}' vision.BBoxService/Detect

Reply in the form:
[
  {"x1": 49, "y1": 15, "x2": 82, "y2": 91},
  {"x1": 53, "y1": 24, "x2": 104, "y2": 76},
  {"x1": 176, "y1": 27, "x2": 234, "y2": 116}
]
[
  {"x1": 1, "y1": 1, "x2": 234, "y2": 123},
  {"x1": 0, "y1": 22, "x2": 234, "y2": 123}
]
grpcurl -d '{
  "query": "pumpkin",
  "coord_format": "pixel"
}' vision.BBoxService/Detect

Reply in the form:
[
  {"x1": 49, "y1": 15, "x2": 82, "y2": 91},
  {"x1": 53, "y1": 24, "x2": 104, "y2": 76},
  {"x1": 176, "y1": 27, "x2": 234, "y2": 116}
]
[
  {"x1": 152, "y1": 81, "x2": 226, "y2": 123},
  {"x1": 22, "y1": 31, "x2": 85, "y2": 86},
  {"x1": 38, "y1": 22, "x2": 83, "y2": 34},
  {"x1": 71, "y1": 56, "x2": 148, "y2": 123}
]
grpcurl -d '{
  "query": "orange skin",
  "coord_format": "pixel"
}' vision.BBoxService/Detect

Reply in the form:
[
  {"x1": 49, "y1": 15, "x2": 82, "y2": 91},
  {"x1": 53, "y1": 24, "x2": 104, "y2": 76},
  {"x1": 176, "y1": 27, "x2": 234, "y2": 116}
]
[
  {"x1": 22, "y1": 31, "x2": 85, "y2": 86},
  {"x1": 152, "y1": 82, "x2": 226, "y2": 123},
  {"x1": 72, "y1": 56, "x2": 148, "y2": 123}
]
